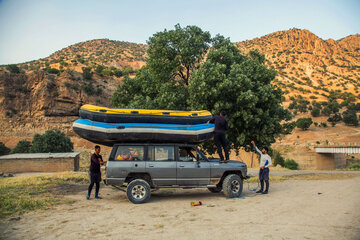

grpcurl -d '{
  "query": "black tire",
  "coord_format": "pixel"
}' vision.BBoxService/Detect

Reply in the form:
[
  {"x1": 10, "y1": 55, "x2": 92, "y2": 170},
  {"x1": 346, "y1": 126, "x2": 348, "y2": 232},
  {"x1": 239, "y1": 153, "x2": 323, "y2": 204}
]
[
  {"x1": 222, "y1": 174, "x2": 243, "y2": 198},
  {"x1": 207, "y1": 187, "x2": 222, "y2": 193},
  {"x1": 126, "y1": 179, "x2": 151, "y2": 204}
]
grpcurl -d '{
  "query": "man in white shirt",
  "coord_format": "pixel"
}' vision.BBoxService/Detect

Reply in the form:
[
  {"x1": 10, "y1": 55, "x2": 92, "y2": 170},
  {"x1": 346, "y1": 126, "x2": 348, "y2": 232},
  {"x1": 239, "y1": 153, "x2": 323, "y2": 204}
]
[{"x1": 251, "y1": 140, "x2": 272, "y2": 194}]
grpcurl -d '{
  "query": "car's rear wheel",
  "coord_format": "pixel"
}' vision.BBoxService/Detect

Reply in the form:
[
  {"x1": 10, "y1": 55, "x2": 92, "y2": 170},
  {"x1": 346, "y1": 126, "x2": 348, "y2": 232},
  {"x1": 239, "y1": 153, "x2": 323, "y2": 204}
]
[
  {"x1": 222, "y1": 174, "x2": 243, "y2": 198},
  {"x1": 126, "y1": 179, "x2": 151, "y2": 204}
]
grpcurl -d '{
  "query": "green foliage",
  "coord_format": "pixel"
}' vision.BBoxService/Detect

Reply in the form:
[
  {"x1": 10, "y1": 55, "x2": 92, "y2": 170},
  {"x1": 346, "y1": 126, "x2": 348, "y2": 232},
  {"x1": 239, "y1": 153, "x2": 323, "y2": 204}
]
[
  {"x1": 82, "y1": 83, "x2": 102, "y2": 96},
  {"x1": 320, "y1": 122, "x2": 328, "y2": 128},
  {"x1": 11, "y1": 140, "x2": 31, "y2": 154},
  {"x1": 342, "y1": 110, "x2": 359, "y2": 126},
  {"x1": 311, "y1": 107, "x2": 321, "y2": 117},
  {"x1": 296, "y1": 118, "x2": 313, "y2": 130},
  {"x1": 44, "y1": 67, "x2": 60, "y2": 75},
  {"x1": 348, "y1": 163, "x2": 360, "y2": 170},
  {"x1": 284, "y1": 159, "x2": 299, "y2": 170},
  {"x1": 30, "y1": 130, "x2": 73, "y2": 153},
  {"x1": 273, "y1": 150, "x2": 285, "y2": 167},
  {"x1": 327, "y1": 113, "x2": 342, "y2": 124},
  {"x1": 95, "y1": 65, "x2": 105, "y2": 74},
  {"x1": 82, "y1": 67, "x2": 92, "y2": 80},
  {"x1": 111, "y1": 24, "x2": 292, "y2": 151},
  {"x1": 6, "y1": 64, "x2": 20, "y2": 73},
  {"x1": 0, "y1": 142, "x2": 10, "y2": 156}
]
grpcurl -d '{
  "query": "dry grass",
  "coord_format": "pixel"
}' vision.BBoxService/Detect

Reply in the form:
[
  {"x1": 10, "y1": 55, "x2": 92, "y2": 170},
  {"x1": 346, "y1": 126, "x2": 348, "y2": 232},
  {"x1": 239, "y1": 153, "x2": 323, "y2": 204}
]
[{"x1": 0, "y1": 172, "x2": 88, "y2": 218}]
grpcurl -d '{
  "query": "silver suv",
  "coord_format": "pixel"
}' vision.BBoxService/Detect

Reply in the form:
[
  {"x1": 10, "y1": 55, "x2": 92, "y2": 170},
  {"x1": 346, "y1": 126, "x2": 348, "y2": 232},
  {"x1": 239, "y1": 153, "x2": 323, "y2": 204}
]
[{"x1": 104, "y1": 143, "x2": 248, "y2": 204}]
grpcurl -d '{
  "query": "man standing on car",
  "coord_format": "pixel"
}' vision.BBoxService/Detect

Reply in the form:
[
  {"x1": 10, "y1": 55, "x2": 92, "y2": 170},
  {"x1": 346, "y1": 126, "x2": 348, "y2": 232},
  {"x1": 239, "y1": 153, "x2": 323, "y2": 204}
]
[
  {"x1": 87, "y1": 145, "x2": 104, "y2": 199},
  {"x1": 251, "y1": 140, "x2": 272, "y2": 194},
  {"x1": 209, "y1": 111, "x2": 229, "y2": 163}
]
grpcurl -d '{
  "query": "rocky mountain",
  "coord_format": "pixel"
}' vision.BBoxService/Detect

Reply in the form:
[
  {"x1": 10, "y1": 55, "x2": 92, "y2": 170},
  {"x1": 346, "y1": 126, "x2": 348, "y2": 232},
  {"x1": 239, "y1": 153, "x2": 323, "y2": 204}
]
[
  {"x1": 235, "y1": 28, "x2": 360, "y2": 105},
  {"x1": 1, "y1": 29, "x2": 359, "y2": 137},
  {"x1": 0, "y1": 39, "x2": 147, "y2": 136}
]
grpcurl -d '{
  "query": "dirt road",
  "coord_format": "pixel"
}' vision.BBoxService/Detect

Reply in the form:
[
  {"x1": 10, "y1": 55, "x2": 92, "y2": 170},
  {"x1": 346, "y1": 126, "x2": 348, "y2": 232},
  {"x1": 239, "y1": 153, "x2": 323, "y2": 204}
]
[{"x1": 1, "y1": 173, "x2": 360, "y2": 240}]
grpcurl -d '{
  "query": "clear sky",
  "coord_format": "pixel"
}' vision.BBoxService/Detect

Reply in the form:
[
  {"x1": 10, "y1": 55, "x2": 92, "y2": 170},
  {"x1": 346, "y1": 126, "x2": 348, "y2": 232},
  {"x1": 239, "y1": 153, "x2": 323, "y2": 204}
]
[{"x1": 0, "y1": 0, "x2": 359, "y2": 65}]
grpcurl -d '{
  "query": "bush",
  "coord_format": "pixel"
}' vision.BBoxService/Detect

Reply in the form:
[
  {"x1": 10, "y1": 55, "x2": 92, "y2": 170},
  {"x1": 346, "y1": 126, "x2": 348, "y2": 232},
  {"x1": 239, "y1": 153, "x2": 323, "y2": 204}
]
[
  {"x1": 311, "y1": 107, "x2": 321, "y2": 117},
  {"x1": 6, "y1": 64, "x2": 20, "y2": 73},
  {"x1": 11, "y1": 140, "x2": 31, "y2": 154},
  {"x1": 296, "y1": 118, "x2": 313, "y2": 130},
  {"x1": 46, "y1": 68, "x2": 60, "y2": 75},
  {"x1": 30, "y1": 130, "x2": 73, "y2": 153},
  {"x1": 0, "y1": 142, "x2": 10, "y2": 156},
  {"x1": 348, "y1": 163, "x2": 360, "y2": 170},
  {"x1": 320, "y1": 122, "x2": 328, "y2": 128},
  {"x1": 343, "y1": 110, "x2": 359, "y2": 126},
  {"x1": 273, "y1": 150, "x2": 285, "y2": 167},
  {"x1": 82, "y1": 67, "x2": 92, "y2": 80},
  {"x1": 284, "y1": 159, "x2": 299, "y2": 170}
]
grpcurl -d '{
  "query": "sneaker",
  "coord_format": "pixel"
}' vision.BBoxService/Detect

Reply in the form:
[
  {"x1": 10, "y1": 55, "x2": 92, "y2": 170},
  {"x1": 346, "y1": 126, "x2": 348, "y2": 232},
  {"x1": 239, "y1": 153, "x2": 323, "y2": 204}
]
[
  {"x1": 219, "y1": 160, "x2": 225, "y2": 163},
  {"x1": 224, "y1": 159, "x2": 230, "y2": 163},
  {"x1": 86, "y1": 195, "x2": 90, "y2": 200},
  {"x1": 261, "y1": 191, "x2": 268, "y2": 194},
  {"x1": 95, "y1": 196, "x2": 103, "y2": 199},
  {"x1": 256, "y1": 190, "x2": 263, "y2": 193}
]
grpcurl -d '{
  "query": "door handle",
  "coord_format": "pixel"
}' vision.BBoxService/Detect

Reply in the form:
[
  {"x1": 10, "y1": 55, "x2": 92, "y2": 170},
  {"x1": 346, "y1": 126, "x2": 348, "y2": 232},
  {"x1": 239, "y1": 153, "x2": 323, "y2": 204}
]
[
  {"x1": 149, "y1": 164, "x2": 154, "y2": 167},
  {"x1": 179, "y1": 165, "x2": 185, "y2": 167}
]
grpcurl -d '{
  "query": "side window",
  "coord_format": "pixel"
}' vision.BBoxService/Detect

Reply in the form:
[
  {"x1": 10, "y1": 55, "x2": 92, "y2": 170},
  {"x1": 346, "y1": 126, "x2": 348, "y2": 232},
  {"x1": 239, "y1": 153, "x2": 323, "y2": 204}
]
[
  {"x1": 148, "y1": 146, "x2": 174, "y2": 161},
  {"x1": 178, "y1": 147, "x2": 198, "y2": 162},
  {"x1": 114, "y1": 146, "x2": 144, "y2": 161}
]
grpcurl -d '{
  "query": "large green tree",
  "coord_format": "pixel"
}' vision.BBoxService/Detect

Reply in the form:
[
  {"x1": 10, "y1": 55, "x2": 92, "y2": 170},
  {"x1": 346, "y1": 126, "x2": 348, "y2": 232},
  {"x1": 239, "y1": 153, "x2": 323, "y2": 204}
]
[
  {"x1": 188, "y1": 39, "x2": 292, "y2": 150},
  {"x1": 111, "y1": 24, "x2": 293, "y2": 151}
]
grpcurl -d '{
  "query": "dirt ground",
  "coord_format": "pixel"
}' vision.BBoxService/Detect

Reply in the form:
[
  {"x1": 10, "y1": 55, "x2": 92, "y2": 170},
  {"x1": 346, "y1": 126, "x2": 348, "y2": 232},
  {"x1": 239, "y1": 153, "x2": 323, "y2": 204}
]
[{"x1": 1, "y1": 172, "x2": 360, "y2": 240}]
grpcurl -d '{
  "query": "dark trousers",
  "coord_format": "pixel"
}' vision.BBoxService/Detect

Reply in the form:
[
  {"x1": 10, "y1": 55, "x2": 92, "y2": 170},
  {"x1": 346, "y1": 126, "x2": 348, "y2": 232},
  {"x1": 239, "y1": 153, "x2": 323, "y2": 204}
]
[
  {"x1": 214, "y1": 132, "x2": 229, "y2": 161},
  {"x1": 259, "y1": 168, "x2": 270, "y2": 192},
  {"x1": 88, "y1": 172, "x2": 101, "y2": 196}
]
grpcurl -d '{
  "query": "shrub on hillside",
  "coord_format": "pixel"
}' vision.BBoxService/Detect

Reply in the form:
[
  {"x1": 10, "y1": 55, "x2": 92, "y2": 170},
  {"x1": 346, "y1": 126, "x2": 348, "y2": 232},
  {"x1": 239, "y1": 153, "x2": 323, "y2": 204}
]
[
  {"x1": 273, "y1": 150, "x2": 285, "y2": 167},
  {"x1": 311, "y1": 107, "x2": 321, "y2": 117},
  {"x1": 296, "y1": 118, "x2": 313, "y2": 130},
  {"x1": 0, "y1": 142, "x2": 10, "y2": 156},
  {"x1": 82, "y1": 67, "x2": 92, "y2": 80},
  {"x1": 342, "y1": 110, "x2": 359, "y2": 126},
  {"x1": 11, "y1": 140, "x2": 31, "y2": 154},
  {"x1": 30, "y1": 130, "x2": 73, "y2": 153},
  {"x1": 6, "y1": 64, "x2": 21, "y2": 74},
  {"x1": 284, "y1": 159, "x2": 299, "y2": 170}
]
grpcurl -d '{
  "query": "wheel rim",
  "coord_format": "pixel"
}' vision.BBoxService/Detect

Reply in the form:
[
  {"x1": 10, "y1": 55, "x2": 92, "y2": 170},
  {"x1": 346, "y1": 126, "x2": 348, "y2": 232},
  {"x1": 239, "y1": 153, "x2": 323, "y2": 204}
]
[
  {"x1": 131, "y1": 185, "x2": 146, "y2": 200},
  {"x1": 230, "y1": 180, "x2": 240, "y2": 193}
]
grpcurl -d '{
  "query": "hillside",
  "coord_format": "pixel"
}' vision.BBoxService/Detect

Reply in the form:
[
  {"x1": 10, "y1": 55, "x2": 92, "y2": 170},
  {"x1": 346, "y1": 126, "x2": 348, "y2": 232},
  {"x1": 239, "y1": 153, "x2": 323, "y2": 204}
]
[
  {"x1": 0, "y1": 29, "x2": 359, "y2": 144},
  {"x1": 0, "y1": 39, "x2": 147, "y2": 136},
  {"x1": 235, "y1": 28, "x2": 360, "y2": 105}
]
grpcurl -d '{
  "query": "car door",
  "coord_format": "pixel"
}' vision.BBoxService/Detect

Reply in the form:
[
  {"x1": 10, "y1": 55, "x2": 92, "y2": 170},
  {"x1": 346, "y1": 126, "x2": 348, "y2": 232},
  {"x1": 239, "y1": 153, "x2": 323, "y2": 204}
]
[
  {"x1": 176, "y1": 145, "x2": 210, "y2": 186},
  {"x1": 145, "y1": 145, "x2": 177, "y2": 186},
  {"x1": 106, "y1": 145, "x2": 146, "y2": 185}
]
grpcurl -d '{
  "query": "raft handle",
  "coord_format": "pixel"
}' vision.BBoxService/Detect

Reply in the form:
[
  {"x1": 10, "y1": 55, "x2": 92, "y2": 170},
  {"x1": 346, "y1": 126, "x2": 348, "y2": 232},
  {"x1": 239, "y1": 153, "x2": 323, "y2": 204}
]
[
  {"x1": 100, "y1": 109, "x2": 107, "y2": 113},
  {"x1": 116, "y1": 126, "x2": 125, "y2": 129},
  {"x1": 191, "y1": 113, "x2": 198, "y2": 116},
  {"x1": 131, "y1": 111, "x2": 139, "y2": 114},
  {"x1": 162, "y1": 112, "x2": 170, "y2": 115}
]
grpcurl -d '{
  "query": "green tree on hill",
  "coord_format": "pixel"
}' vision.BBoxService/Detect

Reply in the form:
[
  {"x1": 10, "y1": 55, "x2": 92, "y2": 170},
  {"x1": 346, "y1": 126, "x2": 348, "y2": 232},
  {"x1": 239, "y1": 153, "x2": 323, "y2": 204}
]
[
  {"x1": 0, "y1": 142, "x2": 10, "y2": 156},
  {"x1": 342, "y1": 110, "x2": 359, "y2": 126},
  {"x1": 11, "y1": 140, "x2": 31, "y2": 154},
  {"x1": 6, "y1": 64, "x2": 20, "y2": 74},
  {"x1": 296, "y1": 118, "x2": 313, "y2": 130},
  {"x1": 111, "y1": 24, "x2": 293, "y2": 151},
  {"x1": 30, "y1": 130, "x2": 73, "y2": 153},
  {"x1": 82, "y1": 67, "x2": 92, "y2": 80}
]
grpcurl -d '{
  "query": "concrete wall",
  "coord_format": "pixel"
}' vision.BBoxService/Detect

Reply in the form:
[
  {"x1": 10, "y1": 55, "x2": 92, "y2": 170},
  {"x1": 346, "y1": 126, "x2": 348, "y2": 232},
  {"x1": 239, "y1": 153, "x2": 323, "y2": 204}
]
[{"x1": 0, "y1": 156, "x2": 79, "y2": 173}]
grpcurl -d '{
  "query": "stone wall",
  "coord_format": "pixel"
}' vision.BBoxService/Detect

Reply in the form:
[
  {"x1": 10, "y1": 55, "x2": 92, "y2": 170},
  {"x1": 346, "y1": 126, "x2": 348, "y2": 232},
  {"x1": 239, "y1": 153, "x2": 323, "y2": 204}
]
[{"x1": 0, "y1": 154, "x2": 79, "y2": 173}]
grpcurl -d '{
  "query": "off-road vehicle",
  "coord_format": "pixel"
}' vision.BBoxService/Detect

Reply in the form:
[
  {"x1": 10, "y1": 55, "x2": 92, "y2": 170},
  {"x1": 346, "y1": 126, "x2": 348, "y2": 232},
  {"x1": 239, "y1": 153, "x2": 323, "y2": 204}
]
[{"x1": 104, "y1": 143, "x2": 248, "y2": 204}]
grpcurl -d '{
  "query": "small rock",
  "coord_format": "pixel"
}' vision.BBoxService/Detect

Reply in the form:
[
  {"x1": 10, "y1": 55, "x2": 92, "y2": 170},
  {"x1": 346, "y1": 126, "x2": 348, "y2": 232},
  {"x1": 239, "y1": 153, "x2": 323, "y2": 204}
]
[
  {"x1": 9, "y1": 217, "x2": 21, "y2": 221},
  {"x1": 7, "y1": 173, "x2": 14, "y2": 177},
  {"x1": 318, "y1": 192, "x2": 322, "y2": 195}
]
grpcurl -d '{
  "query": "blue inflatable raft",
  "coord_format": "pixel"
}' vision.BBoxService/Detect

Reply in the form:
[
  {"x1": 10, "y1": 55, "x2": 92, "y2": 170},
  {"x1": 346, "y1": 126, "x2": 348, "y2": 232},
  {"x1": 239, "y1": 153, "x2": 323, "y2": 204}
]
[{"x1": 73, "y1": 119, "x2": 214, "y2": 146}]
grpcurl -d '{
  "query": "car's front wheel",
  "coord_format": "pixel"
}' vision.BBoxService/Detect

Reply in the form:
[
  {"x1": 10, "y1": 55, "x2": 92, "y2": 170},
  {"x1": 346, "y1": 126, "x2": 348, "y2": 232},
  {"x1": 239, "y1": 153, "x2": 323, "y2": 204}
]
[
  {"x1": 126, "y1": 179, "x2": 151, "y2": 204},
  {"x1": 222, "y1": 174, "x2": 243, "y2": 198}
]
